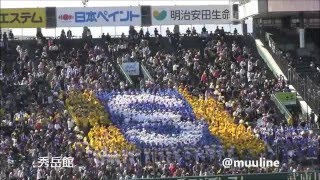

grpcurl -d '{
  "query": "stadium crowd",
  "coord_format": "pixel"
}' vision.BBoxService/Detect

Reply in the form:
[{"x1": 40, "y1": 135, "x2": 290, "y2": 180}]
[{"x1": 0, "y1": 26, "x2": 319, "y2": 180}]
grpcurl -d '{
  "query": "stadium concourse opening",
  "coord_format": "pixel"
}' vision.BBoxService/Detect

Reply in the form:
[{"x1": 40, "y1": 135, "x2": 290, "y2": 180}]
[{"x1": 0, "y1": 2, "x2": 319, "y2": 180}]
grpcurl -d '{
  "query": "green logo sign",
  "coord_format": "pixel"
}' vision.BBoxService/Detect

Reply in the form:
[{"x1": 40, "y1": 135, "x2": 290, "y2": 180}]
[
  {"x1": 153, "y1": 10, "x2": 167, "y2": 21},
  {"x1": 275, "y1": 92, "x2": 297, "y2": 106}
]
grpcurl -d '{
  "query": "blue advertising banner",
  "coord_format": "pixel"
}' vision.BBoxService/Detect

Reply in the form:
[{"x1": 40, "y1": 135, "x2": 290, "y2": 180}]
[{"x1": 56, "y1": 7, "x2": 141, "y2": 27}]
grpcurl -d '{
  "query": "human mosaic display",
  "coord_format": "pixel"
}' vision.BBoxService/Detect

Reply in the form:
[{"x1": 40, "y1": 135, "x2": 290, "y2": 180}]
[{"x1": 0, "y1": 26, "x2": 319, "y2": 180}]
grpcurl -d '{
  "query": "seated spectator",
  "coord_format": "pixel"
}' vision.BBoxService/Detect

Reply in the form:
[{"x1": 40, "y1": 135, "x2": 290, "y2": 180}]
[
  {"x1": 9, "y1": 30, "x2": 14, "y2": 40},
  {"x1": 67, "y1": 29, "x2": 72, "y2": 39},
  {"x1": 186, "y1": 28, "x2": 191, "y2": 36},
  {"x1": 154, "y1": 28, "x2": 159, "y2": 37}
]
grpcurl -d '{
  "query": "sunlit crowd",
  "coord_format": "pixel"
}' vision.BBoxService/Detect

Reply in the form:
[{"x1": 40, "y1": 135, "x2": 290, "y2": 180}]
[{"x1": 0, "y1": 26, "x2": 319, "y2": 180}]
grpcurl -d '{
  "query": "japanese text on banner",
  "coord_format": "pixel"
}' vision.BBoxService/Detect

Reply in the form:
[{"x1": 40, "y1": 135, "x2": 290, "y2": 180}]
[
  {"x1": 56, "y1": 7, "x2": 141, "y2": 27},
  {"x1": 170, "y1": 9, "x2": 230, "y2": 21},
  {"x1": 0, "y1": 8, "x2": 46, "y2": 28}
]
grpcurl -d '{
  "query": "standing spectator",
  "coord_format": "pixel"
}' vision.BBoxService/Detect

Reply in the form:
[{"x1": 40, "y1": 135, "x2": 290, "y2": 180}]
[
  {"x1": 220, "y1": 27, "x2": 225, "y2": 36},
  {"x1": 60, "y1": 29, "x2": 66, "y2": 40},
  {"x1": 192, "y1": 27, "x2": 197, "y2": 36},
  {"x1": 129, "y1": 25, "x2": 137, "y2": 41},
  {"x1": 121, "y1": 32, "x2": 126, "y2": 41},
  {"x1": 101, "y1": 33, "x2": 106, "y2": 42},
  {"x1": 139, "y1": 28, "x2": 144, "y2": 39},
  {"x1": 202, "y1": 26, "x2": 207, "y2": 33},
  {"x1": 0, "y1": 29, "x2": 2, "y2": 41},
  {"x1": 106, "y1": 33, "x2": 111, "y2": 43},
  {"x1": 214, "y1": 26, "x2": 220, "y2": 35},
  {"x1": 36, "y1": 28, "x2": 44, "y2": 45},
  {"x1": 67, "y1": 29, "x2": 72, "y2": 39},
  {"x1": 209, "y1": 31, "x2": 213, "y2": 37},
  {"x1": 234, "y1": 28, "x2": 238, "y2": 35},
  {"x1": 3, "y1": 32, "x2": 8, "y2": 49},
  {"x1": 9, "y1": 30, "x2": 14, "y2": 40},
  {"x1": 145, "y1": 30, "x2": 150, "y2": 39},
  {"x1": 87, "y1": 29, "x2": 92, "y2": 39},
  {"x1": 166, "y1": 28, "x2": 171, "y2": 37},
  {"x1": 154, "y1": 28, "x2": 159, "y2": 37},
  {"x1": 186, "y1": 28, "x2": 191, "y2": 36},
  {"x1": 82, "y1": 27, "x2": 88, "y2": 39}
]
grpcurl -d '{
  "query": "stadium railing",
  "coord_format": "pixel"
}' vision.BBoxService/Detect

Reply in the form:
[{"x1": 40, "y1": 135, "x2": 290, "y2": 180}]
[
  {"x1": 141, "y1": 64, "x2": 155, "y2": 83},
  {"x1": 261, "y1": 32, "x2": 320, "y2": 116},
  {"x1": 271, "y1": 94, "x2": 293, "y2": 122},
  {"x1": 135, "y1": 171, "x2": 320, "y2": 180},
  {"x1": 118, "y1": 64, "x2": 134, "y2": 86}
]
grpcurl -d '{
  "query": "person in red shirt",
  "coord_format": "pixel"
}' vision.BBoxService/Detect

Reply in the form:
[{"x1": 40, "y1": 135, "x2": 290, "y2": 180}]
[
  {"x1": 212, "y1": 69, "x2": 220, "y2": 79},
  {"x1": 169, "y1": 163, "x2": 176, "y2": 176},
  {"x1": 200, "y1": 71, "x2": 208, "y2": 84}
]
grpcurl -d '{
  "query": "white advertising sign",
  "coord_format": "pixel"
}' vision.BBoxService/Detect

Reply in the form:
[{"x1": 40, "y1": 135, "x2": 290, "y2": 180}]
[
  {"x1": 238, "y1": 0, "x2": 259, "y2": 19},
  {"x1": 56, "y1": 7, "x2": 141, "y2": 27},
  {"x1": 151, "y1": 5, "x2": 231, "y2": 25},
  {"x1": 122, "y1": 62, "x2": 140, "y2": 75}
]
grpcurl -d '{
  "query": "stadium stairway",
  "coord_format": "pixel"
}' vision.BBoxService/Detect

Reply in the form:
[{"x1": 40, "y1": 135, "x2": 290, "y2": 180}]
[{"x1": 255, "y1": 39, "x2": 318, "y2": 121}]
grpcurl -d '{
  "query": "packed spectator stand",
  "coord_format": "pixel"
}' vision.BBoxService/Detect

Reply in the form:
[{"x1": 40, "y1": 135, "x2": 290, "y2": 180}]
[{"x1": 0, "y1": 26, "x2": 319, "y2": 180}]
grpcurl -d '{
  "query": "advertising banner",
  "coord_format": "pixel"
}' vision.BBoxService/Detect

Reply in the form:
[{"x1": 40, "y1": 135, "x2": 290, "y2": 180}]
[
  {"x1": 0, "y1": 8, "x2": 46, "y2": 28},
  {"x1": 275, "y1": 92, "x2": 297, "y2": 106},
  {"x1": 151, "y1": 5, "x2": 231, "y2": 25},
  {"x1": 56, "y1": 7, "x2": 141, "y2": 27},
  {"x1": 122, "y1": 62, "x2": 140, "y2": 75}
]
